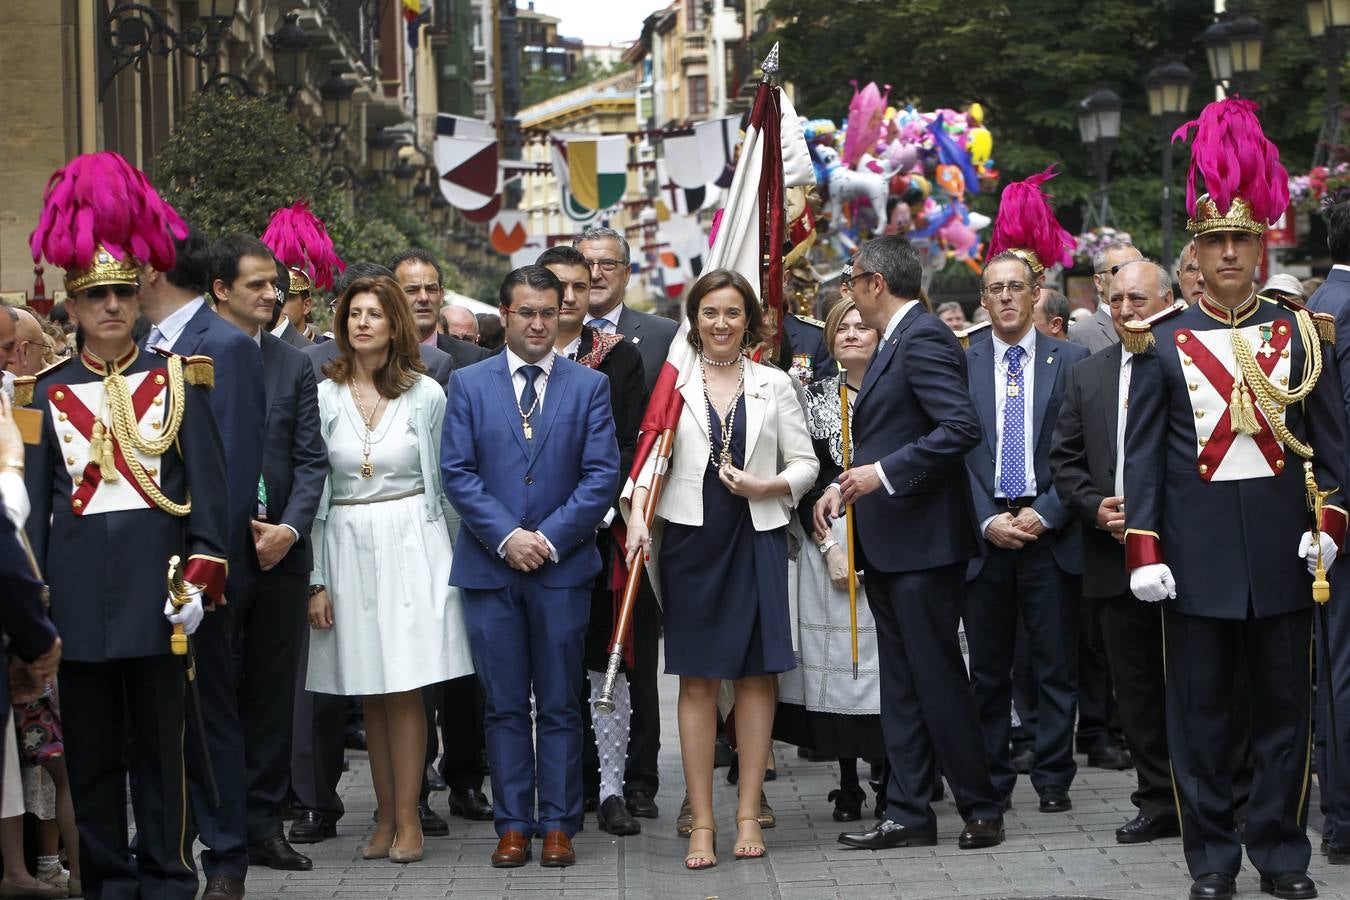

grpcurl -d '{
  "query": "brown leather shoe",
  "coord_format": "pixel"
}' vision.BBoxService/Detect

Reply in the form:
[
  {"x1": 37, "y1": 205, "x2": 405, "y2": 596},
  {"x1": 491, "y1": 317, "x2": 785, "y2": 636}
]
[
  {"x1": 490, "y1": 831, "x2": 531, "y2": 868},
  {"x1": 958, "y1": 817, "x2": 1005, "y2": 849},
  {"x1": 539, "y1": 829, "x2": 576, "y2": 867},
  {"x1": 201, "y1": 876, "x2": 246, "y2": 900}
]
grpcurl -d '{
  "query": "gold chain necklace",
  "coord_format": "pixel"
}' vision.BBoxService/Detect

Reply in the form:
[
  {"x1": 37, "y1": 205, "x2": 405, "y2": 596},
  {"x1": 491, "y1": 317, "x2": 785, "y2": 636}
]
[
  {"x1": 348, "y1": 383, "x2": 386, "y2": 478},
  {"x1": 702, "y1": 356, "x2": 745, "y2": 470}
]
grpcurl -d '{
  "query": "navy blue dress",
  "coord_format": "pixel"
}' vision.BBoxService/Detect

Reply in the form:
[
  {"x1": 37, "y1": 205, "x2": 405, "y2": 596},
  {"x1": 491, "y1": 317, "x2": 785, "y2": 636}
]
[{"x1": 661, "y1": 396, "x2": 795, "y2": 680}]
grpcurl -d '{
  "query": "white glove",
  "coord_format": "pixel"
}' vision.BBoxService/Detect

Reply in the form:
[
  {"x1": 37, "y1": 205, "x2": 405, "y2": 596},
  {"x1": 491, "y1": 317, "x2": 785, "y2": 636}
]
[
  {"x1": 1299, "y1": 531, "x2": 1338, "y2": 576},
  {"x1": 1130, "y1": 563, "x2": 1176, "y2": 603},
  {"x1": 164, "y1": 584, "x2": 205, "y2": 635}
]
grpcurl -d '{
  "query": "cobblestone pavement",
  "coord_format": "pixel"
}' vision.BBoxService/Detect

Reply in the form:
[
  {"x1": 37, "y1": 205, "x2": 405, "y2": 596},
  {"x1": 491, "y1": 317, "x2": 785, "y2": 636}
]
[{"x1": 242, "y1": 667, "x2": 1349, "y2": 900}]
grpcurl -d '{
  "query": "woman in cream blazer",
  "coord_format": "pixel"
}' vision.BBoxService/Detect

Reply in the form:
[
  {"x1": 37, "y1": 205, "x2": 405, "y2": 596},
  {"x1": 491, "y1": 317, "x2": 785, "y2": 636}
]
[{"x1": 624, "y1": 269, "x2": 817, "y2": 869}]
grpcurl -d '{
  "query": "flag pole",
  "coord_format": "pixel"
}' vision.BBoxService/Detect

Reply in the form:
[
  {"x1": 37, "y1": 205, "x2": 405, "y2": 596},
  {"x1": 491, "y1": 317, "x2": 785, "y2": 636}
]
[{"x1": 838, "y1": 380, "x2": 860, "y2": 680}]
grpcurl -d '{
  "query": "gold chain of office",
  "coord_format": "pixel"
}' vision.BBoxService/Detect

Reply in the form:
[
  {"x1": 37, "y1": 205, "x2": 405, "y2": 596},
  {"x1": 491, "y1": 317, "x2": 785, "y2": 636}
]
[
  {"x1": 88, "y1": 355, "x2": 192, "y2": 516},
  {"x1": 1228, "y1": 308, "x2": 1322, "y2": 461}
]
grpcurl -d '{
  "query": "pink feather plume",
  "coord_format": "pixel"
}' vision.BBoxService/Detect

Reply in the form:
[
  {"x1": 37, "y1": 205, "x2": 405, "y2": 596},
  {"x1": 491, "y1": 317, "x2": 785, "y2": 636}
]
[
  {"x1": 987, "y1": 165, "x2": 1076, "y2": 269},
  {"x1": 1172, "y1": 97, "x2": 1289, "y2": 226},
  {"x1": 29, "y1": 151, "x2": 186, "y2": 272},
  {"x1": 260, "y1": 201, "x2": 346, "y2": 291}
]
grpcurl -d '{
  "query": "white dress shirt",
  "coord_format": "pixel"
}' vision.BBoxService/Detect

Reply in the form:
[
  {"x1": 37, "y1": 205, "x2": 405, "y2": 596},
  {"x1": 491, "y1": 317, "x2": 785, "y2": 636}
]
[
  {"x1": 270, "y1": 318, "x2": 291, "y2": 339},
  {"x1": 497, "y1": 348, "x2": 559, "y2": 562},
  {"x1": 980, "y1": 328, "x2": 1047, "y2": 537},
  {"x1": 1115, "y1": 349, "x2": 1133, "y2": 497},
  {"x1": 584, "y1": 304, "x2": 622, "y2": 334},
  {"x1": 146, "y1": 296, "x2": 205, "y2": 352}
]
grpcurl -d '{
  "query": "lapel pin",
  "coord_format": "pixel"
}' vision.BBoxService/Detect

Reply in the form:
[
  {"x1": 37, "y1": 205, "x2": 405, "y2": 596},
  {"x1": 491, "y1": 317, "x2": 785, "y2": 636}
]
[{"x1": 1046, "y1": 356, "x2": 1054, "y2": 364}]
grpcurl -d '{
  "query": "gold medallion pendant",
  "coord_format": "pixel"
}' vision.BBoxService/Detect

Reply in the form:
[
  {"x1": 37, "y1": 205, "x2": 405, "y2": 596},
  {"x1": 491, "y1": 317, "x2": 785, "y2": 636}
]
[{"x1": 360, "y1": 460, "x2": 374, "y2": 479}]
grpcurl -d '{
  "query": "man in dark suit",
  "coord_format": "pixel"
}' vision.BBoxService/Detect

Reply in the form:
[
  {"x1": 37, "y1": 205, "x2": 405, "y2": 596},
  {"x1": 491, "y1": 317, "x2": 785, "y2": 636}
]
[
  {"x1": 1067, "y1": 241, "x2": 1141, "y2": 353},
  {"x1": 139, "y1": 229, "x2": 264, "y2": 900},
  {"x1": 1305, "y1": 195, "x2": 1350, "y2": 865},
  {"x1": 814, "y1": 235, "x2": 1004, "y2": 851},
  {"x1": 390, "y1": 249, "x2": 491, "y2": 370},
  {"x1": 573, "y1": 225, "x2": 673, "y2": 817},
  {"x1": 963, "y1": 252, "x2": 1088, "y2": 814},
  {"x1": 539, "y1": 245, "x2": 649, "y2": 837},
  {"x1": 441, "y1": 265, "x2": 619, "y2": 869},
  {"x1": 210, "y1": 236, "x2": 329, "y2": 873},
  {"x1": 270, "y1": 263, "x2": 315, "y2": 349},
  {"x1": 1050, "y1": 259, "x2": 1179, "y2": 843}
]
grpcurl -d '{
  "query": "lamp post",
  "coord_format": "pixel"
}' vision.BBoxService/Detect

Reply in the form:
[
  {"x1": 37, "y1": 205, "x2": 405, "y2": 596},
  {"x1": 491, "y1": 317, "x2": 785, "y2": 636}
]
[
  {"x1": 1078, "y1": 87, "x2": 1122, "y2": 231},
  {"x1": 100, "y1": 0, "x2": 237, "y2": 96},
  {"x1": 414, "y1": 181, "x2": 434, "y2": 217},
  {"x1": 393, "y1": 160, "x2": 417, "y2": 201},
  {"x1": 1308, "y1": 0, "x2": 1350, "y2": 168},
  {"x1": 368, "y1": 129, "x2": 399, "y2": 177},
  {"x1": 1145, "y1": 59, "x2": 1193, "y2": 268},
  {"x1": 269, "y1": 12, "x2": 311, "y2": 99},
  {"x1": 1225, "y1": 15, "x2": 1265, "y2": 96},
  {"x1": 318, "y1": 65, "x2": 356, "y2": 152}
]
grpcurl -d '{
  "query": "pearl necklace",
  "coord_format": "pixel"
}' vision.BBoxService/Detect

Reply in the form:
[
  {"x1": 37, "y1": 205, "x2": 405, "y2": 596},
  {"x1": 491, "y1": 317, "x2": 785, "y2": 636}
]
[
  {"x1": 700, "y1": 351, "x2": 740, "y2": 368},
  {"x1": 701, "y1": 355, "x2": 745, "y2": 470}
]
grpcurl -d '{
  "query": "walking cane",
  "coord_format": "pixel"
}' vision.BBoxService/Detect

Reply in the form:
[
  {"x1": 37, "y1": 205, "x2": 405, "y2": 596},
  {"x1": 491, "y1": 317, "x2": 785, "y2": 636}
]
[
  {"x1": 596, "y1": 428, "x2": 677, "y2": 714},
  {"x1": 167, "y1": 555, "x2": 220, "y2": 806},
  {"x1": 838, "y1": 381, "x2": 860, "y2": 681}
]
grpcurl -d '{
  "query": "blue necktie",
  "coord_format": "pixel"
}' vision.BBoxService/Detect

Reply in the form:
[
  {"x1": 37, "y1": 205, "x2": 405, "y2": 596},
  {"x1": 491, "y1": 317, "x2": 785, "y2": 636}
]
[
  {"x1": 519, "y1": 365, "x2": 542, "y2": 440},
  {"x1": 999, "y1": 345, "x2": 1027, "y2": 498}
]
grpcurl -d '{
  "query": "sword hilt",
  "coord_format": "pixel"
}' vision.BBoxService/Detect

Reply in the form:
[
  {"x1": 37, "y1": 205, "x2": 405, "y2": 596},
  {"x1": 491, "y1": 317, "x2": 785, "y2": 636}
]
[
  {"x1": 594, "y1": 651, "x2": 622, "y2": 715},
  {"x1": 167, "y1": 555, "x2": 188, "y2": 656}
]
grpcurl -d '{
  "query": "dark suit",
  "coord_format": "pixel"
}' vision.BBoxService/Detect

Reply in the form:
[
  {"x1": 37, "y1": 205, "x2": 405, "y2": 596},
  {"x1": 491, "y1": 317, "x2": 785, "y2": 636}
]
[
  {"x1": 1050, "y1": 343, "x2": 1173, "y2": 820},
  {"x1": 168, "y1": 302, "x2": 265, "y2": 881},
  {"x1": 231, "y1": 332, "x2": 326, "y2": 844},
  {"x1": 441, "y1": 353, "x2": 619, "y2": 838},
  {"x1": 0, "y1": 509, "x2": 59, "y2": 782},
  {"x1": 848, "y1": 303, "x2": 1002, "y2": 831},
  {"x1": 607, "y1": 305, "x2": 678, "y2": 392},
  {"x1": 274, "y1": 320, "x2": 313, "y2": 350},
  {"x1": 1307, "y1": 266, "x2": 1350, "y2": 849},
  {"x1": 1067, "y1": 304, "x2": 1117, "y2": 354},
  {"x1": 1123, "y1": 296, "x2": 1347, "y2": 878},
  {"x1": 963, "y1": 333, "x2": 1085, "y2": 800},
  {"x1": 436, "y1": 331, "x2": 491, "y2": 368},
  {"x1": 302, "y1": 338, "x2": 454, "y2": 392}
]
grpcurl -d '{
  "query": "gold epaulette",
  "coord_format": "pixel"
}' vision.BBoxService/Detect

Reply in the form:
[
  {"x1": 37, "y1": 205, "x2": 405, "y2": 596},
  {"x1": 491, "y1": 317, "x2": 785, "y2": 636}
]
[
  {"x1": 181, "y1": 354, "x2": 215, "y2": 389},
  {"x1": 1121, "y1": 300, "x2": 1188, "y2": 354},
  {"x1": 1259, "y1": 292, "x2": 1336, "y2": 345},
  {"x1": 956, "y1": 320, "x2": 990, "y2": 350},
  {"x1": 793, "y1": 314, "x2": 825, "y2": 328},
  {"x1": 12, "y1": 376, "x2": 35, "y2": 407}
]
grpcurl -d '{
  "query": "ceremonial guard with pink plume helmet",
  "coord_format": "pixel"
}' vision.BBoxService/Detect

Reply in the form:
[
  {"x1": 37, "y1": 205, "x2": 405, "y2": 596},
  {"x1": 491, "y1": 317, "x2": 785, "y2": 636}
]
[
  {"x1": 1121, "y1": 97, "x2": 1345, "y2": 900},
  {"x1": 20, "y1": 150, "x2": 230, "y2": 900},
  {"x1": 261, "y1": 201, "x2": 345, "y2": 346}
]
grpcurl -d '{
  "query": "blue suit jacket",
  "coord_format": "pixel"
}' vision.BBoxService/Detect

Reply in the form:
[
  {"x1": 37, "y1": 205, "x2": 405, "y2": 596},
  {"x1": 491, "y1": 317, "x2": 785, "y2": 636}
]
[
  {"x1": 850, "y1": 305, "x2": 983, "y2": 573},
  {"x1": 441, "y1": 353, "x2": 620, "y2": 590},
  {"x1": 256, "y1": 331, "x2": 327, "y2": 576},
  {"x1": 965, "y1": 331, "x2": 1086, "y2": 578},
  {"x1": 170, "y1": 303, "x2": 265, "y2": 588}
]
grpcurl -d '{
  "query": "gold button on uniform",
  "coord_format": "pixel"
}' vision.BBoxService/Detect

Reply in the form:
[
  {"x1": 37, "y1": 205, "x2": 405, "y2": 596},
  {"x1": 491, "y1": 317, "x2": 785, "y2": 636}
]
[
  {"x1": 153, "y1": 396, "x2": 163, "y2": 406},
  {"x1": 58, "y1": 413, "x2": 68, "y2": 422},
  {"x1": 73, "y1": 499, "x2": 82, "y2": 509},
  {"x1": 1278, "y1": 324, "x2": 1289, "y2": 335},
  {"x1": 1189, "y1": 382, "x2": 1199, "y2": 391},
  {"x1": 1279, "y1": 377, "x2": 1288, "y2": 386},
  {"x1": 1199, "y1": 437, "x2": 1209, "y2": 446},
  {"x1": 1281, "y1": 350, "x2": 1290, "y2": 359},
  {"x1": 1183, "y1": 357, "x2": 1193, "y2": 366},
  {"x1": 65, "y1": 457, "x2": 75, "y2": 466},
  {"x1": 1195, "y1": 410, "x2": 1205, "y2": 419},
  {"x1": 154, "y1": 374, "x2": 165, "y2": 385},
  {"x1": 151, "y1": 421, "x2": 161, "y2": 430},
  {"x1": 54, "y1": 391, "x2": 65, "y2": 400},
  {"x1": 63, "y1": 434, "x2": 72, "y2": 443},
  {"x1": 146, "y1": 467, "x2": 157, "y2": 476},
  {"x1": 1199, "y1": 464, "x2": 1209, "y2": 474},
  {"x1": 1178, "y1": 334, "x2": 1189, "y2": 344},
  {"x1": 1276, "y1": 459, "x2": 1285, "y2": 469}
]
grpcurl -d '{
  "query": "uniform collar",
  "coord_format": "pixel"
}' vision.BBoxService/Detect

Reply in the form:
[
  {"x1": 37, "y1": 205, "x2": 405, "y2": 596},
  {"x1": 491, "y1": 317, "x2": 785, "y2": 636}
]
[
  {"x1": 80, "y1": 345, "x2": 139, "y2": 377},
  {"x1": 1198, "y1": 289, "x2": 1259, "y2": 326}
]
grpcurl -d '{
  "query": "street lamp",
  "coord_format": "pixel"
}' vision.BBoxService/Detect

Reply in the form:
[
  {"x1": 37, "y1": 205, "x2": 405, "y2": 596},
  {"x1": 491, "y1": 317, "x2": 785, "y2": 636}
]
[
  {"x1": 100, "y1": 0, "x2": 237, "y2": 96},
  {"x1": 1078, "y1": 87, "x2": 1121, "y2": 231},
  {"x1": 393, "y1": 160, "x2": 417, "y2": 201},
  {"x1": 1145, "y1": 60, "x2": 1193, "y2": 269},
  {"x1": 319, "y1": 65, "x2": 355, "y2": 133},
  {"x1": 1226, "y1": 15, "x2": 1265, "y2": 88},
  {"x1": 269, "y1": 12, "x2": 310, "y2": 95},
  {"x1": 430, "y1": 194, "x2": 450, "y2": 229},
  {"x1": 1308, "y1": 1, "x2": 1350, "y2": 167},
  {"x1": 368, "y1": 130, "x2": 399, "y2": 175},
  {"x1": 414, "y1": 181, "x2": 434, "y2": 216},
  {"x1": 1202, "y1": 20, "x2": 1233, "y2": 87},
  {"x1": 1308, "y1": 0, "x2": 1329, "y2": 37}
]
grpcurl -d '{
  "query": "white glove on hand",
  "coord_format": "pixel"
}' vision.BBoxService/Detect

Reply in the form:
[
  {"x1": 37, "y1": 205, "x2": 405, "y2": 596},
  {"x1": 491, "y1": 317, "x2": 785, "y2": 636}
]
[
  {"x1": 164, "y1": 584, "x2": 205, "y2": 635},
  {"x1": 1130, "y1": 563, "x2": 1176, "y2": 603},
  {"x1": 1298, "y1": 531, "x2": 1338, "y2": 576}
]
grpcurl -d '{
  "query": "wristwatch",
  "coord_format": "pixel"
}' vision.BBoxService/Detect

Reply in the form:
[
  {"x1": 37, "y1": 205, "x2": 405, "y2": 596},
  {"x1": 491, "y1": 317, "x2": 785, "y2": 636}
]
[
  {"x1": 818, "y1": 539, "x2": 839, "y2": 554},
  {"x1": 1, "y1": 457, "x2": 23, "y2": 474},
  {"x1": 307, "y1": 584, "x2": 326, "y2": 598}
]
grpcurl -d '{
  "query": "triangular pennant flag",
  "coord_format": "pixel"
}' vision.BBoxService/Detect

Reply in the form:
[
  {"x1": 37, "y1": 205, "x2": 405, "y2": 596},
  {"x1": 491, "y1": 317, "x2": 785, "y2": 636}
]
[
  {"x1": 460, "y1": 194, "x2": 501, "y2": 223},
  {"x1": 489, "y1": 210, "x2": 529, "y2": 254},
  {"x1": 567, "y1": 136, "x2": 627, "y2": 212},
  {"x1": 436, "y1": 136, "x2": 499, "y2": 210}
]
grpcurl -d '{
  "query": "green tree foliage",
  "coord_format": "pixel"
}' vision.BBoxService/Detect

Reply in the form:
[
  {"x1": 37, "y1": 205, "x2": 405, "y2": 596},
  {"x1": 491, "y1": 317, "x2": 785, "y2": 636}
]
[
  {"x1": 521, "y1": 56, "x2": 628, "y2": 108},
  {"x1": 154, "y1": 89, "x2": 462, "y2": 287},
  {"x1": 764, "y1": 0, "x2": 1327, "y2": 261}
]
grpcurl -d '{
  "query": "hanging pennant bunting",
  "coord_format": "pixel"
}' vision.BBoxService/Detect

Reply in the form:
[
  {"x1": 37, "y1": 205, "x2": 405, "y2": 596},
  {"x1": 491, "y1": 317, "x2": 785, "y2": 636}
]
[
  {"x1": 567, "y1": 136, "x2": 628, "y2": 212},
  {"x1": 663, "y1": 115, "x2": 738, "y2": 189},
  {"x1": 561, "y1": 186, "x2": 600, "y2": 224},
  {"x1": 490, "y1": 210, "x2": 529, "y2": 254},
  {"x1": 436, "y1": 135, "x2": 499, "y2": 210},
  {"x1": 436, "y1": 112, "x2": 495, "y2": 140},
  {"x1": 510, "y1": 236, "x2": 547, "y2": 269},
  {"x1": 460, "y1": 194, "x2": 502, "y2": 223}
]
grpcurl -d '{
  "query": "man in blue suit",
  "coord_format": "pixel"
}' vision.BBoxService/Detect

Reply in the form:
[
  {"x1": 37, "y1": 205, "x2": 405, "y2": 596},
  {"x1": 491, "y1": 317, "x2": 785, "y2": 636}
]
[
  {"x1": 815, "y1": 236, "x2": 1005, "y2": 851},
  {"x1": 210, "y1": 236, "x2": 329, "y2": 875},
  {"x1": 139, "y1": 228, "x2": 265, "y2": 900},
  {"x1": 963, "y1": 251, "x2": 1087, "y2": 813},
  {"x1": 1306, "y1": 194, "x2": 1350, "y2": 866},
  {"x1": 441, "y1": 265, "x2": 619, "y2": 869}
]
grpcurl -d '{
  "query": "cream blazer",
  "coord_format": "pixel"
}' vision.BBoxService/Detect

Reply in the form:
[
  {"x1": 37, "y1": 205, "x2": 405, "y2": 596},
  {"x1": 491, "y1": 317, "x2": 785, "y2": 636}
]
[{"x1": 623, "y1": 358, "x2": 818, "y2": 531}]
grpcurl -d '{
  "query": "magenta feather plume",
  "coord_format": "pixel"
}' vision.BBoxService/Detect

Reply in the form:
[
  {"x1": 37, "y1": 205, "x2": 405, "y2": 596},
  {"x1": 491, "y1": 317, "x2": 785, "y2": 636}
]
[
  {"x1": 1171, "y1": 97, "x2": 1289, "y2": 225},
  {"x1": 987, "y1": 165, "x2": 1076, "y2": 269},
  {"x1": 260, "y1": 201, "x2": 345, "y2": 291},
  {"x1": 29, "y1": 151, "x2": 186, "y2": 272}
]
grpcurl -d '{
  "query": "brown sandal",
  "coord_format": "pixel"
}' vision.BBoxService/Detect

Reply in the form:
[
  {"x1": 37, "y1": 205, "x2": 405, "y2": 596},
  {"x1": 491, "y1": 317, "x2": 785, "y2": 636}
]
[
  {"x1": 684, "y1": 825, "x2": 717, "y2": 870},
  {"x1": 734, "y1": 816, "x2": 766, "y2": 859}
]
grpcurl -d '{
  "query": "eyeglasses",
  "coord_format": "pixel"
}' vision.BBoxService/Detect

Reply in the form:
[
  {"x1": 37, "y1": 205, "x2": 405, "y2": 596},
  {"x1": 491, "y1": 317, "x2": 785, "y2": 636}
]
[
  {"x1": 1095, "y1": 264, "x2": 1123, "y2": 277},
  {"x1": 401, "y1": 282, "x2": 443, "y2": 298},
  {"x1": 982, "y1": 281, "x2": 1031, "y2": 296},
  {"x1": 504, "y1": 307, "x2": 559, "y2": 322},
  {"x1": 585, "y1": 259, "x2": 626, "y2": 273},
  {"x1": 841, "y1": 271, "x2": 877, "y2": 289},
  {"x1": 81, "y1": 284, "x2": 138, "y2": 300}
]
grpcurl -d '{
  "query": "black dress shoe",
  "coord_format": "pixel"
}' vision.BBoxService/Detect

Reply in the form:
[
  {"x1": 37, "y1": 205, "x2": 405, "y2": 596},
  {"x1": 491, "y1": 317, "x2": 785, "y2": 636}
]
[
  {"x1": 829, "y1": 784, "x2": 866, "y2": 822},
  {"x1": 1038, "y1": 785, "x2": 1072, "y2": 813},
  {"x1": 958, "y1": 818, "x2": 1004, "y2": 849},
  {"x1": 248, "y1": 835, "x2": 313, "y2": 871},
  {"x1": 1087, "y1": 744, "x2": 1134, "y2": 770},
  {"x1": 202, "y1": 876, "x2": 245, "y2": 900},
  {"x1": 1010, "y1": 747, "x2": 1034, "y2": 775},
  {"x1": 343, "y1": 728, "x2": 367, "y2": 751},
  {"x1": 419, "y1": 800, "x2": 449, "y2": 836},
  {"x1": 583, "y1": 795, "x2": 598, "y2": 813},
  {"x1": 288, "y1": 810, "x2": 336, "y2": 844},
  {"x1": 448, "y1": 788, "x2": 494, "y2": 820},
  {"x1": 1259, "y1": 871, "x2": 1318, "y2": 899},
  {"x1": 625, "y1": 790, "x2": 658, "y2": 819},
  {"x1": 425, "y1": 765, "x2": 448, "y2": 792},
  {"x1": 1190, "y1": 873, "x2": 1237, "y2": 899},
  {"x1": 597, "y1": 795, "x2": 641, "y2": 836},
  {"x1": 1116, "y1": 812, "x2": 1181, "y2": 844},
  {"x1": 838, "y1": 819, "x2": 937, "y2": 850},
  {"x1": 1322, "y1": 839, "x2": 1350, "y2": 864}
]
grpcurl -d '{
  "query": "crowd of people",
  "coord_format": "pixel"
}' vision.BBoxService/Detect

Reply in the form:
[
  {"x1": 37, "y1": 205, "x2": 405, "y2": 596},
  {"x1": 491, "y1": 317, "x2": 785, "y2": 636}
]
[{"x1": 1, "y1": 95, "x2": 1349, "y2": 900}]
